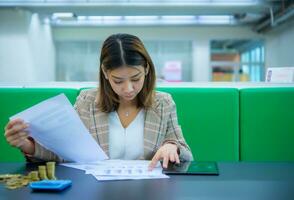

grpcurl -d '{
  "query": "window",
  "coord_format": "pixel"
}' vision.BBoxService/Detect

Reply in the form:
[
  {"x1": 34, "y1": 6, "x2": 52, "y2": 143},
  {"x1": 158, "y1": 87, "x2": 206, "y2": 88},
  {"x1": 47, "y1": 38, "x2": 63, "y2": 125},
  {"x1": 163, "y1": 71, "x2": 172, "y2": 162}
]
[
  {"x1": 55, "y1": 40, "x2": 193, "y2": 82},
  {"x1": 241, "y1": 45, "x2": 265, "y2": 82},
  {"x1": 211, "y1": 40, "x2": 264, "y2": 82}
]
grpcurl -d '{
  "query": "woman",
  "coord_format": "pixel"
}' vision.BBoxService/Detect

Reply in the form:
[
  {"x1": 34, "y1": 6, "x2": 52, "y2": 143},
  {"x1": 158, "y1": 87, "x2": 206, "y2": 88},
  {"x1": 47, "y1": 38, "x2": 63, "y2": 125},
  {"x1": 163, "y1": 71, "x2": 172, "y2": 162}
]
[{"x1": 4, "y1": 33, "x2": 193, "y2": 170}]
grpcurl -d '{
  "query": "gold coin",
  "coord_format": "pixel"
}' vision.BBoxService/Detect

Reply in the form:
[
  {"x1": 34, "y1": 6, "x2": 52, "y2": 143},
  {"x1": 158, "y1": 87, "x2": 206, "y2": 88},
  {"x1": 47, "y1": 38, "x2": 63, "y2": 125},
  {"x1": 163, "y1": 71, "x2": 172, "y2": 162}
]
[
  {"x1": 21, "y1": 179, "x2": 29, "y2": 186},
  {"x1": 0, "y1": 174, "x2": 21, "y2": 180},
  {"x1": 6, "y1": 185, "x2": 18, "y2": 190},
  {"x1": 29, "y1": 171, "x2": 40, "y2": 181}
]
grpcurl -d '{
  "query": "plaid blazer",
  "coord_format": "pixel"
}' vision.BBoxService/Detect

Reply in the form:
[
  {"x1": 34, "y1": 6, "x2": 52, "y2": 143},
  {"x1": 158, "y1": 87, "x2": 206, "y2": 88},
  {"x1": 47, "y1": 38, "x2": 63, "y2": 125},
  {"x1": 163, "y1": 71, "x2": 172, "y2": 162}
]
[{"x1": 33, "y1": 88, "x2": 193, "y2": 162}]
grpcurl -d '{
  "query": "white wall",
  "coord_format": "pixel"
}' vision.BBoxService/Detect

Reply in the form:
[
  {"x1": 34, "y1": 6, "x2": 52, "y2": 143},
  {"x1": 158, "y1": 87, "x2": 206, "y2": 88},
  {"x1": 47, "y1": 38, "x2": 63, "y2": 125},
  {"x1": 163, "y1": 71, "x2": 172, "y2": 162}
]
[
  {"x1": 0, "y1": 9, "x2": 55, "y2": 82},
  {"x1": 1, "y1": 8, "x2": 292, "y2": 82},
  {"x1": 192, "y1": 40, "x2": 210, "y2": 81},
  {"x1": 53, "y1": 26, "x2": 263, "y2": 81},
  {"x1": 265, "y1": 19, "x2": 294, "y2": 69}
]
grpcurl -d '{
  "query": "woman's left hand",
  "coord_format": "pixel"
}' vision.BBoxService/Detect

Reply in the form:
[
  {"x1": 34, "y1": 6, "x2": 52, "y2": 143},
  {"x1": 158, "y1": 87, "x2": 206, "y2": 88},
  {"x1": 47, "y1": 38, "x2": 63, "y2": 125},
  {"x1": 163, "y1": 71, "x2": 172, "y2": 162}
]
[{"x1": 148, "y1": 143, "x2": 180, "y2": 171}]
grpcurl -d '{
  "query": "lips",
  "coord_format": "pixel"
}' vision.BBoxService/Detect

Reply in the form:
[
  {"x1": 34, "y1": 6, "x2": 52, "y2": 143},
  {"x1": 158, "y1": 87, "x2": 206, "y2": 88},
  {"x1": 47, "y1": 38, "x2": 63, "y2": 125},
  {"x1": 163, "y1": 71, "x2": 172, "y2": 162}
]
[{"x1": 124, "y1": 94, "x2": 135, "y2": 99}]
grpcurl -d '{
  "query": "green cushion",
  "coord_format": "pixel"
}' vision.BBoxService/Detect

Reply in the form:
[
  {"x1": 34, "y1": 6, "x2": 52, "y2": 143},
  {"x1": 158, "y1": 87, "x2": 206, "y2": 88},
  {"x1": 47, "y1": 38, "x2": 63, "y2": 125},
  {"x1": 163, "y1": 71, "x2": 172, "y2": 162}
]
[
  {"x1": 157, "y1": 87, "x2": 239, "y2": 161},
  {"x1": 240, "y1": 88, "x2": 294, "y2": 161},
  {"x1": 0, "y1": 88, "x2": 79, "y2": 162}
]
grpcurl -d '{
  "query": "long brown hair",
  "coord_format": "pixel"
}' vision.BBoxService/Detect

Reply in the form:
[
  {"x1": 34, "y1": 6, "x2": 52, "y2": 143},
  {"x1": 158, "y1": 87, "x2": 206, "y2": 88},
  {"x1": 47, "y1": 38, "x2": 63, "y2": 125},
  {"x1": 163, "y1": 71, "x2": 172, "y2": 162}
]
[{"x1": 97, "y1": 33, "x2": 156, "y2": 112}]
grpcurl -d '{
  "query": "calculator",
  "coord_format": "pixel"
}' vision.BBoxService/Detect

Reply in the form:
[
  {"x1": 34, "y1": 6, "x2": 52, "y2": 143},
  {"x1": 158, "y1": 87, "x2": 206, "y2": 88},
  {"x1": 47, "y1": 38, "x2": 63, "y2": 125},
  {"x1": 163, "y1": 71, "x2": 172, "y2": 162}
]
[{"x1": 29, "y1": 180, "x2": 72, "y2": 191}]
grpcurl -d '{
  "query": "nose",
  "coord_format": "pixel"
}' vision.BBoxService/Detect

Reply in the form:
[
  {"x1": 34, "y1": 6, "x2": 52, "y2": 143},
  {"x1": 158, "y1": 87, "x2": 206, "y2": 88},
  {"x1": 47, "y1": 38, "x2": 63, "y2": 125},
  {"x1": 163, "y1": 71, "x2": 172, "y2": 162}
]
[{"x1": 122, "y1": 81, "x2": 134, "y2": 93}]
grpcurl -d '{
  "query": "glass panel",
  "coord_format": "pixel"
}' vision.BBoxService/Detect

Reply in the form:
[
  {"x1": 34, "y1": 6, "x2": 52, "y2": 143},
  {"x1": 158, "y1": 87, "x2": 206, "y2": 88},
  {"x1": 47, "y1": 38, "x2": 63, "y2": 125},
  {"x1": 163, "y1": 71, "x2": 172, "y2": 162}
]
[
  {"x1": 56, "y1": 41, "x2": 101, "y2": 81},
  {"x1": 255, "y1": 47, "x2": 260, "y2": 62},
  {"x1": 211, "y1": 39, "x2": 264, "y2": 82},
  {"x1": 261, "y1": 46, "x2": 265, "y2": 63},
  {"x1": 55, "y1": 40, "x2": 193, "y2": 82}
]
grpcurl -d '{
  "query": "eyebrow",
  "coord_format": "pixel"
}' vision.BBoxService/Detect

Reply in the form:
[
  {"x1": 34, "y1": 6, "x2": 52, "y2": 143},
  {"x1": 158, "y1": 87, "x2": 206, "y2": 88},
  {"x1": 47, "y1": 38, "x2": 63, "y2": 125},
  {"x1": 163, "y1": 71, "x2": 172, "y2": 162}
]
[{"x1": 111, "y1": 72, "x2": 142, "y2": 80}]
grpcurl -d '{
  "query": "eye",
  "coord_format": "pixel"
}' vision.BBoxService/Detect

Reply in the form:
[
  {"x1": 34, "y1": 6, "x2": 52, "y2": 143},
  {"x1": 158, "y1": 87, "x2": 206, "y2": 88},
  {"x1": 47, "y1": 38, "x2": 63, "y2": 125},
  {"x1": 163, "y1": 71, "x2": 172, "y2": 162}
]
[
  {"x1": 114, "y1": 81, "x2": 123, "y2": 84},
  {"x1": 131, "y1": 79, "x2": 140, "y2": 82}
]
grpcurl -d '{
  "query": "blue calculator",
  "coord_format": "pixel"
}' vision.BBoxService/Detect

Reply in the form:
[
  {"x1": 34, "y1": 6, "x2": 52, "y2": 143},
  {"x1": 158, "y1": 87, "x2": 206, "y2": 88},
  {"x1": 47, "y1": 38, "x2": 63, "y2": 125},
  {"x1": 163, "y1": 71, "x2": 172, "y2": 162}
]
[{"x1": 29, "y1": 180, "x2": 72, "y2": 191}]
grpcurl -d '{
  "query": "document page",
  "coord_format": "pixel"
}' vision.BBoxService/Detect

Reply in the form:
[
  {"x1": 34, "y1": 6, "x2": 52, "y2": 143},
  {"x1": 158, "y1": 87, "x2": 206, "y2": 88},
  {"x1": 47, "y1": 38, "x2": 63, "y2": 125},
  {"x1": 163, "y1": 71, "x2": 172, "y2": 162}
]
[
  {"x1": 61, "y1": 160, "x2": 169, "y2": 181},
  {"x1": 85, "y1": 160, "x2": 163, "y2": 176},
  {"x1": 10, "y1": 94, "x2": 108, "y2": 162}
]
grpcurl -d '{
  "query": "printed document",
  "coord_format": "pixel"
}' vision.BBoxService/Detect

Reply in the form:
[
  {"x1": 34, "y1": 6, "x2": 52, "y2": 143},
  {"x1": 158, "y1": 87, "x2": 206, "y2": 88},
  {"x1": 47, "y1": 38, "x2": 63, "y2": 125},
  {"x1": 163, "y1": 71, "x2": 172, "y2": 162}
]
[
  {"x1": 10, "y1": 94, "x2": 108, "y2": 162},
  {"x1": 61, "y1": 160, "x2": 169, "y2": 181}
]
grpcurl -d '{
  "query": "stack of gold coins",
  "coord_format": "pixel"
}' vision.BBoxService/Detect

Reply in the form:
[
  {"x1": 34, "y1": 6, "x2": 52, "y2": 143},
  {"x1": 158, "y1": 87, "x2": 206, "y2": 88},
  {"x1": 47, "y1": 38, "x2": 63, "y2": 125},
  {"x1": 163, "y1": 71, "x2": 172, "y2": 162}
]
[
  {"x1": 5, "y1": 177, "x2": 20, "y2": 190},
  {"x1": 38, "y1": 165, "x2": 48, "y2": 180},
  {"x1": 0, "y1": 162, "x2": 59, "y2": 190},
  {"x1": 0, "y1": 174, "x2": 20, "y2": 183},
  {"x1": 0, "y1": 174, "x2": 30, "y2": 190},
  {"x1": 19, "y1": 175, "x2": 30, "y2": 187},
  {"x1": 46, "y1": 162, "x2": 57, "y2": 180},
  {"x1": 28, "y1": 171, "x2": 40, "y2": 182}
]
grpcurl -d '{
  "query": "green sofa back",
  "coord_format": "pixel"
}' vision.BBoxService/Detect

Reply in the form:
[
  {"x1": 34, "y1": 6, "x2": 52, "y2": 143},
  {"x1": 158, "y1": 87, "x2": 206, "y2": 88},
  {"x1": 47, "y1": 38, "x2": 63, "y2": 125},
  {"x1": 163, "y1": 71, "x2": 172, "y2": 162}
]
[
  {"x1": 157, "y1": 87, "x2": 239, "y2": 161},
  {"x1": 0, "y1": 86, "x2": 293, "y2": 162},
  {"x1": 240, "y1": 87, "x2": 294, "y2": 161},
  {"x1": 0, "y1": 88, "x2": 79, "y2": 162}
]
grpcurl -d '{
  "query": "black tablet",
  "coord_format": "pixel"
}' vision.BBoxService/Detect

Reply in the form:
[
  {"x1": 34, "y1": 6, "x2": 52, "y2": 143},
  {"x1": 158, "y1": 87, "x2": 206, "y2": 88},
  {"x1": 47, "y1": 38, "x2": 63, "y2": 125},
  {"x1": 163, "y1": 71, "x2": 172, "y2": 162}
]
[{"x1": 162, "y1": 161, "x2": 219, "y2": 175}]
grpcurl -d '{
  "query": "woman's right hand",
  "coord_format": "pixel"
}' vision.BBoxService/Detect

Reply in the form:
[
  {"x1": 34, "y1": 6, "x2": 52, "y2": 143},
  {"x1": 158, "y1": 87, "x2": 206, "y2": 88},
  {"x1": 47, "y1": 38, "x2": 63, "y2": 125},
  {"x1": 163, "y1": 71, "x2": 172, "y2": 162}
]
[{"x1": 4, "y1": 118, "x2": 35, "y2": 155}]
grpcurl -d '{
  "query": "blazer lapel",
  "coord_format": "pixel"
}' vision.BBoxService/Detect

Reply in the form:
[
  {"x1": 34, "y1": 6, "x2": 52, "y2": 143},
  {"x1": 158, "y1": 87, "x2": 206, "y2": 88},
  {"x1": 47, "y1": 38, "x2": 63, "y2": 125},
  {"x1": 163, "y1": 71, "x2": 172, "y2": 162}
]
[
  {"x1": 141, "y1": 99, "x2": 162, "y2": 160},
  {"x1": 91, "y1": 103, "x2": 110, "y2": 156}
]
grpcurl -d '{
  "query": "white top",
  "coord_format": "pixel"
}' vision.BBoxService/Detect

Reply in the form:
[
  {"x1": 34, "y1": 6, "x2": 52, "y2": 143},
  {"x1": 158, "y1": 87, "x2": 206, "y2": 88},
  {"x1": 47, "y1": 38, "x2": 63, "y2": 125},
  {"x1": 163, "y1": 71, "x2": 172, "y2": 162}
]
[{"x1": 109, "y1": 109, "x2": 145, "y2": 159}]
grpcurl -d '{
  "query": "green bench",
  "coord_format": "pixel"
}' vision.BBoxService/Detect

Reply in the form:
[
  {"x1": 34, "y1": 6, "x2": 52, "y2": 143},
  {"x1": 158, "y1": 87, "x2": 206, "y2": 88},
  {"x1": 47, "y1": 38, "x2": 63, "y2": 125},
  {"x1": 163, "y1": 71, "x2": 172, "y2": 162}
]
[
  {"x1": 0, "y1": 86, "x2": 293, "y2": 162},
  {"x1": 240, "y1": 87, "x2": 294, "y2": 161}
]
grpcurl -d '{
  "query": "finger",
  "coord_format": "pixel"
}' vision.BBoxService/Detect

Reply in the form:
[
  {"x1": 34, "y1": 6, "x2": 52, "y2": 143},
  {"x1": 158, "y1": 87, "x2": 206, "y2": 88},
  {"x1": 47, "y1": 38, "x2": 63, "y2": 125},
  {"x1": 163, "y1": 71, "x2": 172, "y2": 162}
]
[
  {"x1": 175, "y1": 153, "x2": 180, "y2": 164},
  {"x1": 5, "y1": 123, "x2": 28, "y2": 137},
  {"x1": 148, "y1": 155, "x2": 159, "y2": 171},
  {"x1": 4, "y1": 119, "x2": 24, "y2": 131},
  {"x1": 148, "y1": 152, "x2": 161, "y2": 171},
  {"x1": 162, "y1": 155, "x2": 169, "y2": 169},
  {"x1": 169, "y1": 153, "x2": 175, "y2": 163},
  {"x1": 9, "y1": 134, "x2": 29, "y2": 147},
  {"x1": 7, "y1": 131, "x2": 29, "y2": 143},
  {"x1": 7, "y1": 133, "x2": 29, "y2": 147},
  {"x1": 5, "y1": 123, "x2": 24, "y2": 136}
]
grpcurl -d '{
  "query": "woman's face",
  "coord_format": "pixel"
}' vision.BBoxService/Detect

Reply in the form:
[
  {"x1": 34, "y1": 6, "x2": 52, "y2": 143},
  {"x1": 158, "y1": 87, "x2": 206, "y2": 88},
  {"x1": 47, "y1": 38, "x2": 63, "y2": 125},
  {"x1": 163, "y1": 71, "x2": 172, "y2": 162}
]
[{"x1": 106, "y1": 66, "x2": 146, "y2": 102}]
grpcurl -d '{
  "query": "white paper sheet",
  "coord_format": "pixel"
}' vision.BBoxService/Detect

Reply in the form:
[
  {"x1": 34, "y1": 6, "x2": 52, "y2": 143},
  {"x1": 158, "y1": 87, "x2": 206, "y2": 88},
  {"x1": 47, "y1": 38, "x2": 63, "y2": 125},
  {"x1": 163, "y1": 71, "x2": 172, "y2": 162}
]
[
  {"x1": 61, "y1": 160, "x2": 169, "y2": 181},
  {"x1": 10, "y1": 94, "x2": 108, "y2": 162},
  {"x1": 85, "y1": 160, "x2": 163, "y2": 176},
  {"x1": 92, "y1": 174, "x2": 169, "y2": 181}
]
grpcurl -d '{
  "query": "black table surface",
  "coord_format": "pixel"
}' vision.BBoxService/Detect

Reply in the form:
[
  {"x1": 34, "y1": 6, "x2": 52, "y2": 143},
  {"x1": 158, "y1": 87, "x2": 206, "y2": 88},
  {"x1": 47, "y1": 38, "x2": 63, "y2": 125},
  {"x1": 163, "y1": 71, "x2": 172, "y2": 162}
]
[{"x1": 0, "y1": 162, "x2": 294, "y2": 200}]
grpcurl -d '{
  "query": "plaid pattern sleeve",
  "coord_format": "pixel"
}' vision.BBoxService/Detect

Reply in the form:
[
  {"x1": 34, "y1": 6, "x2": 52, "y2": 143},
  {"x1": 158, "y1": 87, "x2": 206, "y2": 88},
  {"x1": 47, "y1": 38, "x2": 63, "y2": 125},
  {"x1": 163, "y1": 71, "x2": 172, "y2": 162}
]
[{"x1": 33, "y1": 142, "x2": 64, "y2": 162}]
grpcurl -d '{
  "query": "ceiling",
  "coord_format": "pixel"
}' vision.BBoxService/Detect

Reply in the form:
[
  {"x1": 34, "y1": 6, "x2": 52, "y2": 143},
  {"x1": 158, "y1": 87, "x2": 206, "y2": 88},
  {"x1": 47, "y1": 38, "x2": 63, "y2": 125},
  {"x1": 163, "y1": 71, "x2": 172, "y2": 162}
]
[{"x1": 0, "y1": 0, "x2": 293, "y2": 32}]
